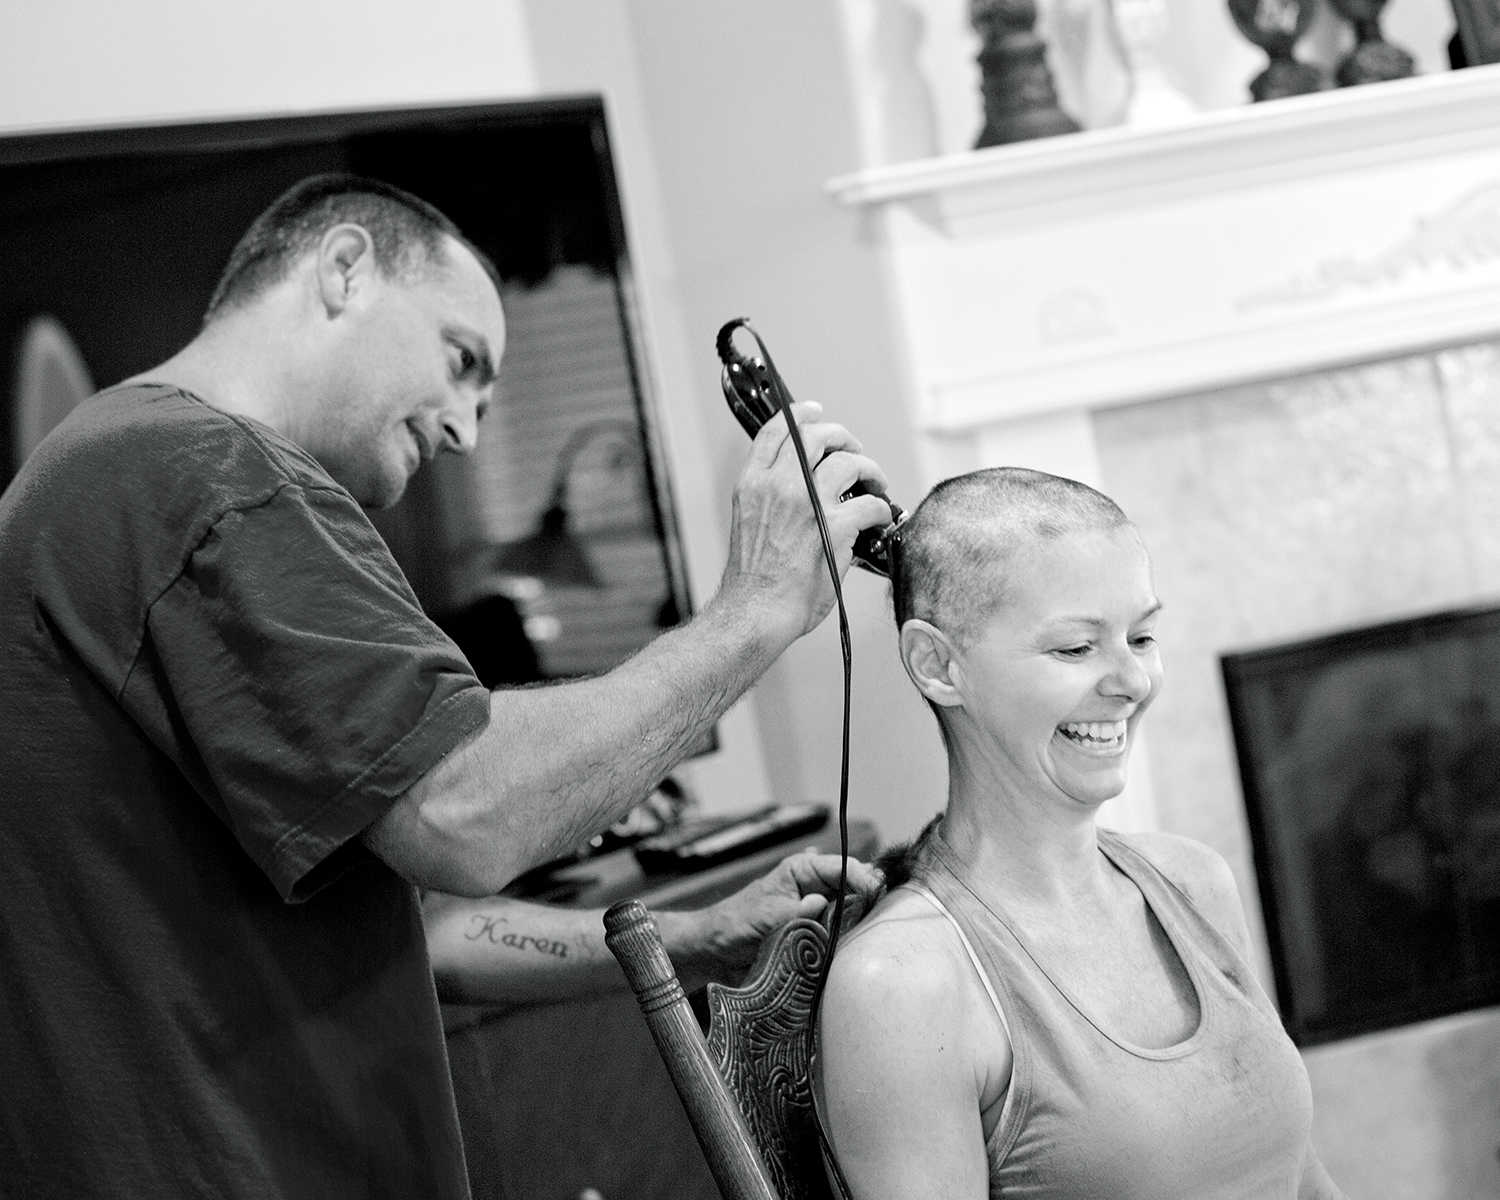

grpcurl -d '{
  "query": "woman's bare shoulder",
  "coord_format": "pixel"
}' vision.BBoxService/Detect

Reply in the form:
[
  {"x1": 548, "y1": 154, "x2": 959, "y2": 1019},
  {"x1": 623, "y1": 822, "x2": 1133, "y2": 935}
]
[
  {"x1": 821, "y1": 885, "x2": 1006, "y2": 1080},
  {"x1": 830, "y1": 887, "x2": 965, "y2": 985},
  {"x1": 820, "y1": 886, "x2": 984, "y2": 1032},
  {"x1": 1115, "y1": 828, "x2": 1231, "y2": 882}
]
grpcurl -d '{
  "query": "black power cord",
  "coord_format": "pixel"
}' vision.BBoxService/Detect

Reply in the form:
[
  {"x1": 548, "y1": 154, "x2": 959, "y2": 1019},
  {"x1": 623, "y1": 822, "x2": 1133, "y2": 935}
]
[
  {"x1": 722, "y1": 321, "x2": 856, "y2": 989},
  {"x1": 717, "y1": 319, "x2": 900, "y2": 1200}
]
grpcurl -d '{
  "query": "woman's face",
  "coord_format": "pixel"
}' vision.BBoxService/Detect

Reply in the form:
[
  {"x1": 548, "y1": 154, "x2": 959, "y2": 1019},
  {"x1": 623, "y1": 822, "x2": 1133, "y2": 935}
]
[{"x1": 950, "y1": 526, "x2": 1162, "y2": 810}]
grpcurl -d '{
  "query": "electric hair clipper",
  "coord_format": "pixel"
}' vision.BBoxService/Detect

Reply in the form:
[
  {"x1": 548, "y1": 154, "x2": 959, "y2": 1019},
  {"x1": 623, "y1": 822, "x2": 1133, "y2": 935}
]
[{"x1": 715, "y1": 317, "x2": 905, "y2": 577}]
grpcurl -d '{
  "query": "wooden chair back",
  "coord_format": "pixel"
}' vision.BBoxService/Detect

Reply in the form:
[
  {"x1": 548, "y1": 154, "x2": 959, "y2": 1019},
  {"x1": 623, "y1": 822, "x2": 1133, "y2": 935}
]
[{"x1": 603, "y1": 899, "x2": 833, "y2": 1200}]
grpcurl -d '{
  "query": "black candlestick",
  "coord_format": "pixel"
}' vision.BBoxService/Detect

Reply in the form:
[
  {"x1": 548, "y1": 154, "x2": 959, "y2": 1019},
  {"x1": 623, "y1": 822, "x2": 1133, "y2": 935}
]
[
  {"x1": 970, "y1": 0, "x2": 1081, "y2": 147},
  {"x1": 1327, "y1": 0, "x2": 1416, "y2": 86},
  {"x1": 1226, "y1": 0, "x2": 1327, "y2": 102}
]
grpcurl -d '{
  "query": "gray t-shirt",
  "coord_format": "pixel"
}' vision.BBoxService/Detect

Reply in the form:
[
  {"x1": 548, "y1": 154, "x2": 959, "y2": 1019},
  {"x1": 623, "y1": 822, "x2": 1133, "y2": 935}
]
[{"x1": 0, "y1": 383, "x2": 490, "y2": 1198}]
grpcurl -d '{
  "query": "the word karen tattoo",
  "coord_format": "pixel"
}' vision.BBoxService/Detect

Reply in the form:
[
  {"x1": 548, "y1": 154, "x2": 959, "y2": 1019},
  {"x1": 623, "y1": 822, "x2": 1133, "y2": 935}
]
[{"x1": 464, "y1": 913, "x2": 569, "y2": 959}]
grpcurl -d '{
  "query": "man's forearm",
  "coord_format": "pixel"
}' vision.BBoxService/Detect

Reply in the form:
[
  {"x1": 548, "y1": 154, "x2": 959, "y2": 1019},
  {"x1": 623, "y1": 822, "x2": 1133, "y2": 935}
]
[
  {"x1": 375, "y1": 589, "x2": 792, "y2": 895},
  {"x1": 424, "y1": 894, "x2": 712, "y2": 1007},
  {"x1": 424, "y1": 851, "x2": 875, "y2": 1009}
]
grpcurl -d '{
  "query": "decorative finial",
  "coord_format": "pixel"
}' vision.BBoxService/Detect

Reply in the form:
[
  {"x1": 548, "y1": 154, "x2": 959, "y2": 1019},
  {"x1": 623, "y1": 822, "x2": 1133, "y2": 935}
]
[
  {"x1": 1226, "y1": 0, "x2": 1327, "y2": 102},
  {"x1": 1326, "y1": 0, "x2": 1416, "y2": 86},
  {"x1": 969, "y1": 0, "x2": 1082, "y2": 147}
]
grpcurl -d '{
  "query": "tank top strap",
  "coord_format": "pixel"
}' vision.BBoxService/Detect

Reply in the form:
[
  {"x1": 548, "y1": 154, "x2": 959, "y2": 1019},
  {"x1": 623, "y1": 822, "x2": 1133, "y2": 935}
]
[
  {"x1": 1093, "y1": 828, "x2": 1271, "y2": 1009},
  {"x1": 904, "y1": 881, "x2": 1013, "y2": 1044},
  {"x1": 1095, "y1": 827, "x2": 1200, "y2": 925}
]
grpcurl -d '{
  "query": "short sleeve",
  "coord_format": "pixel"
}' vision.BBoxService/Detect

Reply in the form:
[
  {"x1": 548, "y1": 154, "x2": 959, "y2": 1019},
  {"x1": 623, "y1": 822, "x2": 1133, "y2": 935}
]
[{"x1": 130, "y1": 483, "x2": 491, "y2": 901}]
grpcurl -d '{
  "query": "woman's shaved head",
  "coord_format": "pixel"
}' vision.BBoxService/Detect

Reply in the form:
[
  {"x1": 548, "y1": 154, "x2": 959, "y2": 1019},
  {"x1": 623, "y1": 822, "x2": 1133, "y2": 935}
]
[{"x1": 891, "y1": 467, "x2": 1132, "y2": 644}]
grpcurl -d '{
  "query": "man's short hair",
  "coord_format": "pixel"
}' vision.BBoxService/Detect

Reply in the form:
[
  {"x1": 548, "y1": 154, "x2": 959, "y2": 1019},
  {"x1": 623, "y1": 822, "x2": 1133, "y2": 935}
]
[
  {"x1": 203, "y1": 173, "x2": 500, "y2": 322},
  {"x1": 890, "y1": 466, "x2": 1131, "y2": 644}
]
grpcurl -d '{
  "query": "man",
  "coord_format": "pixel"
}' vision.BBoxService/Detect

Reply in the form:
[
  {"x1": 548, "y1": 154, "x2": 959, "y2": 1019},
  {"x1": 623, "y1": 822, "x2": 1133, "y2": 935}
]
[{"x1": 0, "y1": 174, "x2": 890, "y2": 1198}]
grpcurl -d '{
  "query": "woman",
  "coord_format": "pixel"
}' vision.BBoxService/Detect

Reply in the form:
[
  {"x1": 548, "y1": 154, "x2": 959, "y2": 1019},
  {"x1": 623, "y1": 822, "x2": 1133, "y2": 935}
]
[{"x1": 814, "y1": 467, "x2": 1344, "y2": 1198}]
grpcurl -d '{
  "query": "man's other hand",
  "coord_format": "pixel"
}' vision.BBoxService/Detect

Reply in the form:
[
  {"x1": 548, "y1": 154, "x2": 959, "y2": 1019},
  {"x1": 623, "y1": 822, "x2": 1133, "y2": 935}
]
[{"x1": 659, "y1": 849, "x2": 883, "y2": 990}]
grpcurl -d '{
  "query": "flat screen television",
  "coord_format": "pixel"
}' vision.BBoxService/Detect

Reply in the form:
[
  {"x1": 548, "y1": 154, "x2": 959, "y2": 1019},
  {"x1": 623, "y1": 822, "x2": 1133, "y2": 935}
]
[
  {"x1": 0, "y1": 98, "x2": 704, "y2": 725},
  {"x1": 1223, "y1": 606, "x2": 1500, "y2": 1045}
]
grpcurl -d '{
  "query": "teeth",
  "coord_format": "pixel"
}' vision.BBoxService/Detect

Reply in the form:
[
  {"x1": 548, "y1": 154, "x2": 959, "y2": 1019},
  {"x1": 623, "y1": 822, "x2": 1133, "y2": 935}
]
[{"x1": 1059, "y1": 721, "x2": 1127, "y2": 743}]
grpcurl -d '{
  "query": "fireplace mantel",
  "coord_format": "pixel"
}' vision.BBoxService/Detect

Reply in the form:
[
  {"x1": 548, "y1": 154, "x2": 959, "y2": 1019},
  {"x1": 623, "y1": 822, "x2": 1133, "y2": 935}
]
[{"x1": 828, "y1": 64, "x2": 1500, "y2": 437}]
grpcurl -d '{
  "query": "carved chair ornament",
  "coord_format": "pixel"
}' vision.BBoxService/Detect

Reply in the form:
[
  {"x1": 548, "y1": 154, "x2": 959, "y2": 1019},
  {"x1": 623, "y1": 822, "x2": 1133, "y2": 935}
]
[{"x1": 605, "y1": 900, "x2": 840, "y2": 1200}]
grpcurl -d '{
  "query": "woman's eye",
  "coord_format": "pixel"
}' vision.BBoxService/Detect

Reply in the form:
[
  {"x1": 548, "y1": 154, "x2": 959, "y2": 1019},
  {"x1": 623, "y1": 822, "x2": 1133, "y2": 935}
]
[
  {"x1": 452, "y1": 346, "x2": 476, "y2": 375},
  {"x1": 1131, "y1": 634, "x2": 1157, "y2": 649},
  {"x1": 1054, "y1": 645, "x2": 1091, "y2": 659}
]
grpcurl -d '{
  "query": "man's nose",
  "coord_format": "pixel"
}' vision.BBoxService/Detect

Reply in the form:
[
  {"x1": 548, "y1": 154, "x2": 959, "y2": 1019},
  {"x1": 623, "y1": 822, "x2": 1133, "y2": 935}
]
[{"x1": 439, "y1": 402, "x2": 480, "y2": 455}]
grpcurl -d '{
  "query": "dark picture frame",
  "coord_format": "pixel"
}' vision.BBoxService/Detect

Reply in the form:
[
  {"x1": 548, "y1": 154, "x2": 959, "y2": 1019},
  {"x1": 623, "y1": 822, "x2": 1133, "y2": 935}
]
[
  {"x1": 1452, "y1": 1, "x2": 1500, "y2": 65},
  {"x1": 1222, "y1": 606, "x2": 1500, "y2": 1045}
]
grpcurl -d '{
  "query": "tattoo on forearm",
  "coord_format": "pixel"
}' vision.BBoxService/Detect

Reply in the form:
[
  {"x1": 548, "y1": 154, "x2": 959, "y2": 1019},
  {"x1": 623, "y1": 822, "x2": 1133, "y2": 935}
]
[{"x1": 463, "y1": 913, "x2": 569, "y2": 959}]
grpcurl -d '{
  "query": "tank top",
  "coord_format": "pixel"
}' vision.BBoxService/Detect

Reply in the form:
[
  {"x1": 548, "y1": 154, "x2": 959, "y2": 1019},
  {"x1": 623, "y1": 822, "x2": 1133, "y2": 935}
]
[{"x1": 913, "y1": 828, "x2": 1315, "y2": 1199}]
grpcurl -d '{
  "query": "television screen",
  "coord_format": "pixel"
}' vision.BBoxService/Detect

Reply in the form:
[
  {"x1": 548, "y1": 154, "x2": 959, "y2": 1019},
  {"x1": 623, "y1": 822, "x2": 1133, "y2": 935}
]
[
  {"x1": 0, "y1": 98, "x2": 703, "y2": 717},
  {"x1": 1222, "y1": 606, "x2": 1500, "y2": 1044}
]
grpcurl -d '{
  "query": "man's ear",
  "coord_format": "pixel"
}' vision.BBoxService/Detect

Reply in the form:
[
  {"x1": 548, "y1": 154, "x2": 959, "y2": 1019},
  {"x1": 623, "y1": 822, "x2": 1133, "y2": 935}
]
[
  {"x1": 315, "y1": 224, "x2": 376, "y2": 316},
  {"x1": 899, "y1": 619, "x2": 965, "y2": 709}
]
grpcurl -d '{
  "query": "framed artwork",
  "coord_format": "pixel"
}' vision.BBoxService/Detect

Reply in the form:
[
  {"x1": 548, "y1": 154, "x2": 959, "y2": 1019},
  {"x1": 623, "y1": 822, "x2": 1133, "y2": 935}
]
[
  {"x1": 1452, "y1": 1, "x2": 1500, "y2": 65},
  {"x1": 1223, "y1": 606, "x2": 1500, "y2": 1045}
]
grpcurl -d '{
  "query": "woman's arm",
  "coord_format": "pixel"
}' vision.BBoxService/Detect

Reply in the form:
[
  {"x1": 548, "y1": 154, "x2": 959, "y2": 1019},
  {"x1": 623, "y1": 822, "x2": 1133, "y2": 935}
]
[{"x1": 814, "y1": 905, "x2": 1007, "y2": 1199}]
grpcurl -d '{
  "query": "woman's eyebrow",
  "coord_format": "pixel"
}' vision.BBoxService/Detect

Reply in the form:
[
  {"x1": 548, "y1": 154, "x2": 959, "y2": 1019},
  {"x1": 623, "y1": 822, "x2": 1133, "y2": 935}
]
[{"x1": 1042, "y1": 600, "x2": 1162, "y2": 630}]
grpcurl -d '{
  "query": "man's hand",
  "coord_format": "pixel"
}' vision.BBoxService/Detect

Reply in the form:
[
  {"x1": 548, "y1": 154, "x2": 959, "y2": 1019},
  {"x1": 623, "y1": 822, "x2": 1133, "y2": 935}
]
[
  {"x1": 659, "y1": 849, "x2": 884, "y2": 991},
  {"x1": 716, "y1": 401, "x2": 892, "y2": 641}
]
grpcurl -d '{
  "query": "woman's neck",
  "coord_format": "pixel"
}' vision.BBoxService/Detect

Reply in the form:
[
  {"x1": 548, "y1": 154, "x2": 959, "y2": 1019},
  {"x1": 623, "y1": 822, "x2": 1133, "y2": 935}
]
[{"x1": 936, "y1": 778, "x2": 1115, "y2": 913}]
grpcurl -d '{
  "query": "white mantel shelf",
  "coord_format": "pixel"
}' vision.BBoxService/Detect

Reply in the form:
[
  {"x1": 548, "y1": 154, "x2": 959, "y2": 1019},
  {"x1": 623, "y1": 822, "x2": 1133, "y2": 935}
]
[{"x1": 828, "y1": 65, "x2": 1500, "y2": 435}]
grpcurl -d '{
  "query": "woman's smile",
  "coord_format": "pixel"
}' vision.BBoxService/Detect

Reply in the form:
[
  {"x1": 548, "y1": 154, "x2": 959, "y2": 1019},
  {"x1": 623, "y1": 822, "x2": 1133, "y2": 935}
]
[{"x1": 1055, "y1": 719, "x2": 1129, "y2": 755}]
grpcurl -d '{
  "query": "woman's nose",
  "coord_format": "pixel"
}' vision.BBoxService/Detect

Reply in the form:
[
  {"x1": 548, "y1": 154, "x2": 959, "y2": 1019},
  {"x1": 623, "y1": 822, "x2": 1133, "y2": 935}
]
[{"x1": 1102, "y1": 646, "x2": 1154, "y2": 702}]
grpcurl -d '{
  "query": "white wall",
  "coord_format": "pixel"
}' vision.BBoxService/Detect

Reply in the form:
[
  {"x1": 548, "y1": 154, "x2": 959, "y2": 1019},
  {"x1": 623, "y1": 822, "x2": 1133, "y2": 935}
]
[
  {"x1": 517, "y1": 1, "x2": 781, "y2": 816},
  {"x1": 0, "y1": 0, "x2": 537, "y2": 130},
  {"x1": 550, "y1": 0, "x2": 944, "y2": 843}
]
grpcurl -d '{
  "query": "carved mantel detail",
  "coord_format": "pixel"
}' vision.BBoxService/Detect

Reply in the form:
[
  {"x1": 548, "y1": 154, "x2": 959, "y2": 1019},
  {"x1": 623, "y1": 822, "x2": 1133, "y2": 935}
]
[{"x1": 1239, "y1": 179, "x2": 1500, "y2": 311}]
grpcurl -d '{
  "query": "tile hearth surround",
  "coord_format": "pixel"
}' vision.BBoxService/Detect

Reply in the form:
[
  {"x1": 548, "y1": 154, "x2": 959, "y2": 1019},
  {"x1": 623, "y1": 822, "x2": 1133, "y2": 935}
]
[
  {"x1": 1098, "y1": 344, "x2": 1500, "y2": 1199},
  {"x1": 832, "y1": 66, "x2": 1500, "y2": 1200}
]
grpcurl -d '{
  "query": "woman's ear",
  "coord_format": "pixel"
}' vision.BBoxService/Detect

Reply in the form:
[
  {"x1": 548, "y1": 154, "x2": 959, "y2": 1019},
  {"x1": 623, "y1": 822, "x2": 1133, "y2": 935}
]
[
  {"x1": 899, "y1": 619, "x2": 964, "y2": 709},
  {"x1": 315, "y1": 223, "x2": 376, "y2": 316}
]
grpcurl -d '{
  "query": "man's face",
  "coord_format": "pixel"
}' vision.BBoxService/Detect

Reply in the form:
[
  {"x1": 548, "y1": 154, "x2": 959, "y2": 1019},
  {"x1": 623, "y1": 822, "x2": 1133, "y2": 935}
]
[{"x1": 314, "y1": 235, "x2": 506, "y2": 508}]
